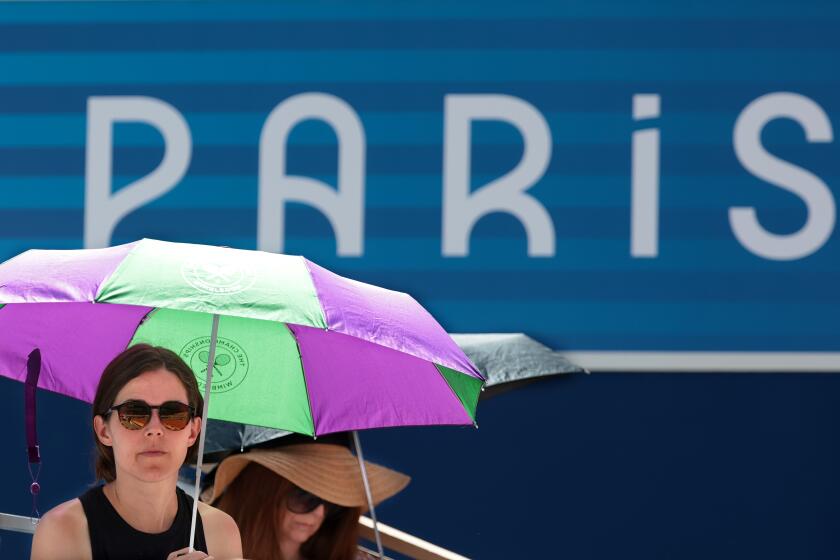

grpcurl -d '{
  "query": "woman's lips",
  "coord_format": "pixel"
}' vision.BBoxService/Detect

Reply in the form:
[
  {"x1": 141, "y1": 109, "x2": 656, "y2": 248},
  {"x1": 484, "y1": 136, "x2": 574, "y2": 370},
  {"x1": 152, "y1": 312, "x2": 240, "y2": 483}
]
[{"x1": 139, "y1": 450, "x2": 166, "y2": 457}]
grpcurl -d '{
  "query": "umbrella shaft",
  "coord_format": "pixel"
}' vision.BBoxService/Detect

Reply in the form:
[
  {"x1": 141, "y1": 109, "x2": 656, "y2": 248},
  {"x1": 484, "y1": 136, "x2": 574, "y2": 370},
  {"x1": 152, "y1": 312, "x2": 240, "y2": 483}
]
[
  {"x1": 189, "y1": 313, "x2": 220, "y2": 551},
  {"x1": 353, "y1": 430, "x2": 385, "y2": 559}
]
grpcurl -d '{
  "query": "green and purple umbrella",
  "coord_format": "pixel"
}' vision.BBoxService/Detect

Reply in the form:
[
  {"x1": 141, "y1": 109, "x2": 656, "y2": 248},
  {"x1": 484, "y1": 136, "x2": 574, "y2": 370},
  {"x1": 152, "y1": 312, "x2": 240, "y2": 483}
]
[
  {"x1": 0, "y1": 238, "x2": 483, "y2": 435},
  {"x1": 0, "y1": 238, "x2": 484, "y2": 555}
]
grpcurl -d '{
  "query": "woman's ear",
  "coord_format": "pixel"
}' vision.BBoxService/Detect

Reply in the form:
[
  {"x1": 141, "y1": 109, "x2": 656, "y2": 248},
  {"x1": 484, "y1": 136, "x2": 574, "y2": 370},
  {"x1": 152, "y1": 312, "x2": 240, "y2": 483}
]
[
  {"x1": 187, "y1": 416, "x2": 201, "y2": 447},
  {"x1": 93, "y1": 415, "x2": 113, "y2": 447}
]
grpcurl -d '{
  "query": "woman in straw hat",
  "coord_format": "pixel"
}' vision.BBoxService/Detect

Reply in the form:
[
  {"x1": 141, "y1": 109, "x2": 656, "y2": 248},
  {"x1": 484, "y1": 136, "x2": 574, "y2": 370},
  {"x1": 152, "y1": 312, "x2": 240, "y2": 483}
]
[{"x1": 205, "y1": 443, "x2": 410, "y2": 560}]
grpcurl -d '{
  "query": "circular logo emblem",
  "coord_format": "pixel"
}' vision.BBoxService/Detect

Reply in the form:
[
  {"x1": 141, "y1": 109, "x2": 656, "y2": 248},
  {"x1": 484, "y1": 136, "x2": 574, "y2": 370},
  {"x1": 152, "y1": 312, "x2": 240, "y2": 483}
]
[
  {"x1": 181, "y1": 258, "x2": 256, "y2": 295},
  {"x1": 180, "y1": 337, "x2": 249, "y2": 394}
]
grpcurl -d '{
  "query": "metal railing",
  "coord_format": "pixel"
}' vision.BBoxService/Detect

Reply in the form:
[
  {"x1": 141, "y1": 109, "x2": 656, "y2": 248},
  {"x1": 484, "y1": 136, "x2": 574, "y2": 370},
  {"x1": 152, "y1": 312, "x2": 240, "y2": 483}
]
[
  {"x1": 0, "y1": 512, "x2": 37, "y2": 534},
  {"x1": 2, "y1": 512, "x2": 469, "y2": 560},
  {"x1": 358, "y1": 516, "x2": 470, "y2": 560}
]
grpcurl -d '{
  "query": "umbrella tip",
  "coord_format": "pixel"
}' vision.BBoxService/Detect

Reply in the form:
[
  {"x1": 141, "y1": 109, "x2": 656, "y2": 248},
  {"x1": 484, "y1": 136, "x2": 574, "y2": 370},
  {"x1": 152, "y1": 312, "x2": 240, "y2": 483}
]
[{"x1": 473, "y1": 421, "x2": 479, "y2": 429}]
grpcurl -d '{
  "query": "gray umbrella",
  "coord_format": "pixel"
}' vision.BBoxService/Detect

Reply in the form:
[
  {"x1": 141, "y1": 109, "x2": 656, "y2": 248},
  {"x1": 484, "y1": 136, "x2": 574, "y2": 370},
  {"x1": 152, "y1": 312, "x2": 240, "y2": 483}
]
[
  {"x1": 451, "y1": 333, "x2": 585, "y2": 393},
  {"x1": 199, "y1": 333, "x2": 584, "y2": 457}
]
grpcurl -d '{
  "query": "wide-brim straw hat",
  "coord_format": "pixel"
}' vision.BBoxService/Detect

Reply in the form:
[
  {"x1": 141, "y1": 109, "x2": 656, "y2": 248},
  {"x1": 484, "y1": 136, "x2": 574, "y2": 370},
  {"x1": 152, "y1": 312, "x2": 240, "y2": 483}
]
[{"x1": 202, "y1": 443, "x2": 410, "y2": 508}]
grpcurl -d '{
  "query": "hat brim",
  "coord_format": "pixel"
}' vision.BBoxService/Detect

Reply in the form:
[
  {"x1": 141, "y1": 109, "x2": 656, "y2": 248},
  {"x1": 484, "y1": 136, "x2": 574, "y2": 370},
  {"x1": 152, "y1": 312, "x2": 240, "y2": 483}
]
[{"x1": 203, "y1": 444, "x2": 410, "y2": 509}]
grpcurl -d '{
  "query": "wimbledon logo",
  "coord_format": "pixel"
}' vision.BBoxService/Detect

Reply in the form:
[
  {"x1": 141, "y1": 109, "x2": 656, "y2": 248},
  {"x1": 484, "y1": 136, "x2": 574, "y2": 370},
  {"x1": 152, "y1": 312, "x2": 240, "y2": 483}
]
[
  {"x1": 181, "y1": 336, "x2": 249, "y2": 394},
  {"x1": 180, "y1": 258, "x2": 257, "y2": 295}
]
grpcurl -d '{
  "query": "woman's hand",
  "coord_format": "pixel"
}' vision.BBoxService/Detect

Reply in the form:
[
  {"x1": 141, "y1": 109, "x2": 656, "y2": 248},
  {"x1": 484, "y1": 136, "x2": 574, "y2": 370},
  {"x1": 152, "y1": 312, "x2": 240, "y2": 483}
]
[{"x1": 166, "y1": 547, "x2": 214, "y2": 560}]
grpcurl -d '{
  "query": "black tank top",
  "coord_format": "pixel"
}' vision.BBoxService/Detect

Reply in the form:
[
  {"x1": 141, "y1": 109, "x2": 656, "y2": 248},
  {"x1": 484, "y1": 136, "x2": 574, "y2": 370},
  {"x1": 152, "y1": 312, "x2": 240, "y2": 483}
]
[{"x1": 79, "y1": 485, "x2": 208, "y2": 560}]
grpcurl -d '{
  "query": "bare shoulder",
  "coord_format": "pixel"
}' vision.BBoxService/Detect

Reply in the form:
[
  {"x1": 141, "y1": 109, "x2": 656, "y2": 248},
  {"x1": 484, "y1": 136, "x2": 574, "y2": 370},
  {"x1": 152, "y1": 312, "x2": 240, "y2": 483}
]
[
  {"x1": 197, "y1": 501, "x2": 242, "y2": 559},
  {"x1": 197, "y1": 500, "x2": 238, "y2": 533},
  {"x1": 30, "y1": 498, "x2": 91, "y2": 560}
]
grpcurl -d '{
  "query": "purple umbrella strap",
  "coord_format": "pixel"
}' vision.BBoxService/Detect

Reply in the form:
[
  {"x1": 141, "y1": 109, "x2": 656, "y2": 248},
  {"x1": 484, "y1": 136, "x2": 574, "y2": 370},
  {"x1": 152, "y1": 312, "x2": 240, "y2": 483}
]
[
  {"x1": 26, "y1": 348, "x2": 43, "y2": 518},
  {"x1": 25, "y1": 348, "x2": 41, "y2": 464}
]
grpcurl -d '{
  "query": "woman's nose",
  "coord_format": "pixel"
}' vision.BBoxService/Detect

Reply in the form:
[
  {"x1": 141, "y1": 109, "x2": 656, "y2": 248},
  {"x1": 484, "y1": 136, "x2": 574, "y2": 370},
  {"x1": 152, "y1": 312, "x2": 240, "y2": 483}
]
[{"x1": 143, "y1": 410, "x2": 165, "y2": 435}]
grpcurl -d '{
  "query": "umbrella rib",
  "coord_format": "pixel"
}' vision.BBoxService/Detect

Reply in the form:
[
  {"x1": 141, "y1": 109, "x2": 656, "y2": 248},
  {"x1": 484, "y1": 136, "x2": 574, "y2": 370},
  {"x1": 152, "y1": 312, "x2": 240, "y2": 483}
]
[
  {"x1": 285, "y1": 323, "x2": 317, "y2": 438},
  {"x1": 92, "y1": 240, "x2": 142, "y2": 303},
  {"x1": 301, "y1": 258, "x2": 331, "y2": 330}
]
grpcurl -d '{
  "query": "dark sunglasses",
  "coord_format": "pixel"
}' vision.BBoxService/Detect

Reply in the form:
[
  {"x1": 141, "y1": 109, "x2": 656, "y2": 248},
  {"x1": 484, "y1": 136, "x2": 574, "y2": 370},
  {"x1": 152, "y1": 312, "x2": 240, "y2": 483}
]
[
  {"x1": 106, "y1": 400, "x2": 195, "y2": 431},
  {"x1": 287, "y1": 485, "x2": 340, "y2": 515}
]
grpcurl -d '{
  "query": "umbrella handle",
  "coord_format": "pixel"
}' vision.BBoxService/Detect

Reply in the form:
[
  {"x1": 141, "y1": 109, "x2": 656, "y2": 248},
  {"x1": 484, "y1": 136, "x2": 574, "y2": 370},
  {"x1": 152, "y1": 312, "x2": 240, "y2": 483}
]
[
  {"x1": 353, "y1": 431, "x2": 385, "y2": 559},
  {"x1": 189, "y1": 314, "x2": 219, "y2": 551}
]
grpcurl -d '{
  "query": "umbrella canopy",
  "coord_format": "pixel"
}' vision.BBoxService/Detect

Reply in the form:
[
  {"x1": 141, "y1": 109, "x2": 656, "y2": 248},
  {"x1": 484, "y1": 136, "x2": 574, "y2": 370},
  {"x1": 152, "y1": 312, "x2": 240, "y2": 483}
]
[
  {"x1": 0, "y1": 239, "x2": 484, "y2": 436},
  {"x1": 201, "y1": 333, "x2": 584, "y2": 457},
  {"x1": 451, "y1": 333, "x2": 584, "y2": 397}
]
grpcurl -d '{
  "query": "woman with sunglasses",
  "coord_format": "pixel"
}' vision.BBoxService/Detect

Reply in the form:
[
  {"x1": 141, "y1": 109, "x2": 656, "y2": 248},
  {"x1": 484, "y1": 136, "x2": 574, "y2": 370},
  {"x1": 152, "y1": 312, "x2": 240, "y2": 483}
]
[
  {"x1": 31, "y1": 344, "x2": 243, "y2": 560},
  {"x1": 205, "y1": 443, "x2": 410, "y2": 560}
]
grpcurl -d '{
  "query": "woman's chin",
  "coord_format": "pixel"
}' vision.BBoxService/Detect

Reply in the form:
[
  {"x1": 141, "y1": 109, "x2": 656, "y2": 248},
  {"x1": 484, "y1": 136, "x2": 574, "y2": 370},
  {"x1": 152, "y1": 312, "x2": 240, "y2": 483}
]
[
  {"x1": 121, "y1": 461, "x2": 178, "y2": 483},
  {"x1": 289, "y1": 524, "x2": 319, "y2": 543}
]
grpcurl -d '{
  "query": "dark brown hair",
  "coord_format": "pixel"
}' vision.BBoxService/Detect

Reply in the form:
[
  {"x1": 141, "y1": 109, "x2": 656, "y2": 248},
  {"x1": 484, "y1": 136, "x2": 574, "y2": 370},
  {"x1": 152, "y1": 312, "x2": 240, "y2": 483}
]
[
  {"x1": 91, "y1": 343, "x2": 204, "y2": 482},
  {"x1": 215, "y1": 462, "x2": 362, "y2": 560}
]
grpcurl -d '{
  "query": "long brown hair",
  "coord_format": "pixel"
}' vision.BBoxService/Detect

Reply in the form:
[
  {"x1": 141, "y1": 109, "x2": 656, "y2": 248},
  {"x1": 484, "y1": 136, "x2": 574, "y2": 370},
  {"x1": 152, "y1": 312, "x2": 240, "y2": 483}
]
[
  {"x1": 91, "y1": 343, "x2": 204, "y2": 482},
  {"x1": 215, "y1": 462, "x2": 362, "y2": 560}
]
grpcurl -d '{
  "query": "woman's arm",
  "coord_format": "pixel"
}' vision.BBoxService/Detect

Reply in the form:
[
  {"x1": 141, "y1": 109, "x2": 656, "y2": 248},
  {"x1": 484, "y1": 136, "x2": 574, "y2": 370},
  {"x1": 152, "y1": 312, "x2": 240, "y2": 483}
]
[
  {"x1": 30, "y1": 499, "x2": 92, "y2": 560},
  {"x1": 197, "y1": 502, "x2": 243, "y2": 560}
]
